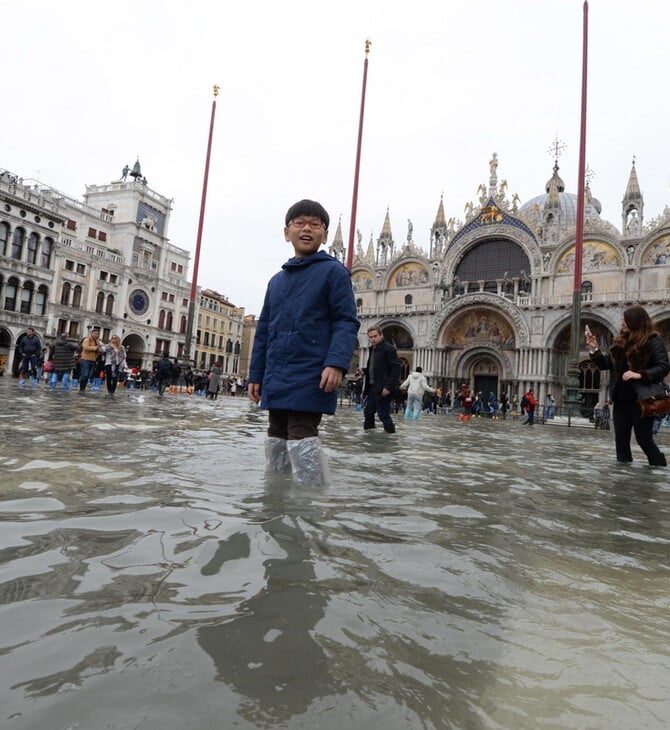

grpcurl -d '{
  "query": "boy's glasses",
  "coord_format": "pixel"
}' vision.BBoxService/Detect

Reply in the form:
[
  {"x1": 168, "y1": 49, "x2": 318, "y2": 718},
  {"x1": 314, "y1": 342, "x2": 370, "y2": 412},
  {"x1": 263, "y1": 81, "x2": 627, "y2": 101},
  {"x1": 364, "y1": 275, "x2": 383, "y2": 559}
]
[{"x1": 291, "y1": 218, "x2": 324, "y2": 230}]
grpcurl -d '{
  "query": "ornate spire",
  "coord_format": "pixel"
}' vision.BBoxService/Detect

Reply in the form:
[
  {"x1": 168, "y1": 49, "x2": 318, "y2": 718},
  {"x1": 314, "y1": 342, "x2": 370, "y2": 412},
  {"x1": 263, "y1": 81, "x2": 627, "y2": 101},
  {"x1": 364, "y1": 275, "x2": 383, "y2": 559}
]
[
  {"x1": 434, "y1": 194, "x2": 447, "y2": 227},
  {"x1": 364, "y1": 233, "x2": 375, "y2": 265},
  {"x1": 380, "y1": 207, "x2": 393, "y2": 238},
  {"x1": 430, "y1": 194, "x2": 448, "y2": 260},
  {"x1": 623, "y1": 157, "x2": 641, "y2": 201},
  {"x1": 328, "y1": 216, "x2": 346, "y2": 263},
  {"x1": 545, "y1": 161, "x2": 565, "y2": 194},
  {"x1": 377, "y1": 207, "x2": 394, "y2": 266},
  {"x1": 622, "y1": 156, "x2": 644, "y2": 236},
  {"x1": 545, "y1": 164, "x2": 562, "y2": 210}
]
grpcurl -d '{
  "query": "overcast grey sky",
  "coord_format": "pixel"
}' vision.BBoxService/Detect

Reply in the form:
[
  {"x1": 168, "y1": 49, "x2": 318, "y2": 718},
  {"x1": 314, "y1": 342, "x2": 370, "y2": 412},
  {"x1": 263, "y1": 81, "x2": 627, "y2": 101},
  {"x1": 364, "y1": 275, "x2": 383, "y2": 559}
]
[{"x1": 3, "y1": 1, "x2": 668, "y2": 314}]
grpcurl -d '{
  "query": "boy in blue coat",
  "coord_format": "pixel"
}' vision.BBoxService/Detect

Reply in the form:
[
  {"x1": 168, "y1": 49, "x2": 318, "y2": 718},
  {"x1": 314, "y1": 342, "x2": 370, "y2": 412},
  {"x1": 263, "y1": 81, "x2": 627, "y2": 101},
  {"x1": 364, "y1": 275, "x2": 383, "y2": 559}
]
[{"x1": 248, "y1": 200, "x2": 360, "y2": 486}]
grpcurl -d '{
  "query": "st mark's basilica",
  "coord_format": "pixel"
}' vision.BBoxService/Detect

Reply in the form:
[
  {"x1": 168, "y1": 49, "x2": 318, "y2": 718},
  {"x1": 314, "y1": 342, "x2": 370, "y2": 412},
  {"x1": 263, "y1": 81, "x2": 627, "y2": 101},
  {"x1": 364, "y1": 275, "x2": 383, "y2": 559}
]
[{"x1": 329, "y1": 153, "x2": 670, "y2": 411}]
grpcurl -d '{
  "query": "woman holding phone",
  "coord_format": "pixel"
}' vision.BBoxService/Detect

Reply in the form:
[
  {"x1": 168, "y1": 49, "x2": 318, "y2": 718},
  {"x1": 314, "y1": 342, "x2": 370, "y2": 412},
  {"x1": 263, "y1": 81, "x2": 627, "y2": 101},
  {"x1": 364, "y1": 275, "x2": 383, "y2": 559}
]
[{"x1": 585, "y1": 305, "x2": 669, "y2": 466}]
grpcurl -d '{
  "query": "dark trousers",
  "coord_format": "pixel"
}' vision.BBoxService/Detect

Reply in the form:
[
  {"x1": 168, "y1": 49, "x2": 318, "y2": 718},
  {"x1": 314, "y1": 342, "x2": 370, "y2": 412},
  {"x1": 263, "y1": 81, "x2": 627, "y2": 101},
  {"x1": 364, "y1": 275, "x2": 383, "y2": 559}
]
[
  {"x1": 613, "y1": 400, "x2": 666, "y2": 465},
  {"x1": 364, "y1": 388, "x2": 395, "y2": 432},
  {"x1": 19, "y1": 354, "x2": 38, "y2": 378},
  {"x1": 105, "y1": 364, "x2": 119, "y2": 395},
  {"x1": 268, "y1": 410, "x2": 322, "y2": 440}
]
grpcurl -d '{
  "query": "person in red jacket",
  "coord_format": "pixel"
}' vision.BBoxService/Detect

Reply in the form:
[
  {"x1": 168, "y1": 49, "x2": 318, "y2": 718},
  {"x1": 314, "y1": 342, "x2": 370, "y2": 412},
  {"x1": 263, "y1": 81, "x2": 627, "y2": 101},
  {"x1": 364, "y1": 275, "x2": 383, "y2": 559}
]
[{"x1": 523, "y1": 389, "x2": 538, "y2": 425}]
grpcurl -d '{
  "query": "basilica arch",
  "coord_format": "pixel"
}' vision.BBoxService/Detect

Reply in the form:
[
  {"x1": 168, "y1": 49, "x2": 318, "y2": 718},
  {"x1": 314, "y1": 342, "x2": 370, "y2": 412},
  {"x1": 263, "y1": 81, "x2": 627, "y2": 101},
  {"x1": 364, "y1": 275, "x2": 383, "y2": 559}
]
[
  {"x1": 428, "y1": 292, "x2": 529, "y2": 348},
  {"x1": 449, "y1": 346, "x2": 513, "y2": 399}
]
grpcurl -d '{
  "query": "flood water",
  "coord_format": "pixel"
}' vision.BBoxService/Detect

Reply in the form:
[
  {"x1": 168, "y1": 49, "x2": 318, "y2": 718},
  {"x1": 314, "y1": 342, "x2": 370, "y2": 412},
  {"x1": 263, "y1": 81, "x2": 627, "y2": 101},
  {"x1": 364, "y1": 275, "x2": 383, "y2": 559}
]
[{"x1": 1, "y1": 379, "x2": 670, "y2": 730}]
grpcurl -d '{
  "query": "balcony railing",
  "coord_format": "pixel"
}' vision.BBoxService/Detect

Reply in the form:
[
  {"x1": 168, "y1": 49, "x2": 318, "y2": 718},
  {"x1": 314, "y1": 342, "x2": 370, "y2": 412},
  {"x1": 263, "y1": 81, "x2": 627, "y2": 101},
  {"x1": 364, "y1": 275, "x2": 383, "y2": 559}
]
[{"x1": 357, "y1": 289, "x2": 670, "y2": 317}]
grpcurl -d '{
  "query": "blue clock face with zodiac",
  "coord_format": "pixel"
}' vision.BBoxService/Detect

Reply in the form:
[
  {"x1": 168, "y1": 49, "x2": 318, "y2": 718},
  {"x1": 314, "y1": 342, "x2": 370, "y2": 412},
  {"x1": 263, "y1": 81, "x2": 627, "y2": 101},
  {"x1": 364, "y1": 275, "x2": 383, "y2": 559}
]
[{"x1": 128, "y1": 289, "x2": 149, "y2": 316}]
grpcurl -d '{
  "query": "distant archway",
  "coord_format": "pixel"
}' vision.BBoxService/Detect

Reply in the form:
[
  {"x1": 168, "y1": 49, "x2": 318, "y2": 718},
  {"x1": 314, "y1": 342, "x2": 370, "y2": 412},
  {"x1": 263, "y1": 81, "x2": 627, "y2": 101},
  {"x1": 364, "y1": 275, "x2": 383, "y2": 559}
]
[
  {"x1": 0, "y1": 327, "x2": 11, "y2": 376},
  {"x1": 122, "y1": 333, "x2": 145, "y2": 368}
]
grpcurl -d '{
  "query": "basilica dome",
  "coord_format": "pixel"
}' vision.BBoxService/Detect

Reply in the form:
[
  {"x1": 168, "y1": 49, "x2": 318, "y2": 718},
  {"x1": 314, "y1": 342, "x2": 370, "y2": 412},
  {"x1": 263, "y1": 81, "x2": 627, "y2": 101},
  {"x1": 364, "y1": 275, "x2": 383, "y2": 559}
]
[{"x1": 518, "y1": 162, "x2": 616, "y2": 236}]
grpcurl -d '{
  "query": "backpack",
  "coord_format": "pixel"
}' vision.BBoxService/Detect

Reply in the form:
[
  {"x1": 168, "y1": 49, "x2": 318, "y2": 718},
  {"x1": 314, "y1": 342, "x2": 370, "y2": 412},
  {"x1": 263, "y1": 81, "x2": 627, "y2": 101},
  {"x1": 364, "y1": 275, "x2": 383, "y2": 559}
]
[{"x1": 520, "y1": 394, "x2": 529, "y2": 409}]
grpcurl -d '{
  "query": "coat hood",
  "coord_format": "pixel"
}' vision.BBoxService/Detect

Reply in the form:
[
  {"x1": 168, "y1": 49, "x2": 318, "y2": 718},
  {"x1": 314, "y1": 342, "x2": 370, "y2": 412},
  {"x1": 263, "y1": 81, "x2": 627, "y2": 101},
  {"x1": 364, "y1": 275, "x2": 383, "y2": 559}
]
[{"x1": 282, "y1": 250, "x2": 337, "y2": 270}]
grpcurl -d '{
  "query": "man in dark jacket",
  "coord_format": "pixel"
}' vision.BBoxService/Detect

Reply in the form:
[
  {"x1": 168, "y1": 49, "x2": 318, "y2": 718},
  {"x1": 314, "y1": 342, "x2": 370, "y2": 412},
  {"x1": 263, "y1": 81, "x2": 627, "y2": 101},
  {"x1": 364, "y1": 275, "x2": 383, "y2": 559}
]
[
  {"x1": 49, "y1": 334, "x2": 78, "y2": 390},
  {"x1": 363, "y1": 326, "x2": 401, "y2": 433},
  {"x1": 18, "y1": 327, "x2": 41, "y2": 385}
]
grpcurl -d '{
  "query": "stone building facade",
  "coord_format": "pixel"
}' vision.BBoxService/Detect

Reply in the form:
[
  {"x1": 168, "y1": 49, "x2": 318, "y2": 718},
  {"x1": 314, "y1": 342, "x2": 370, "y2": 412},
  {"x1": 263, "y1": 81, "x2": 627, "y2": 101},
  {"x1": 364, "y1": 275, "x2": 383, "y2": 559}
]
[
  {"x1": 0, "y1": 161, "x2": 197, "y2": 373},
  {"x1": 332, "y1": 154, "x2": 670, "y2": 410},
  {"x1": 196, "y1": 288, "x2": 245, "y2": 377}
]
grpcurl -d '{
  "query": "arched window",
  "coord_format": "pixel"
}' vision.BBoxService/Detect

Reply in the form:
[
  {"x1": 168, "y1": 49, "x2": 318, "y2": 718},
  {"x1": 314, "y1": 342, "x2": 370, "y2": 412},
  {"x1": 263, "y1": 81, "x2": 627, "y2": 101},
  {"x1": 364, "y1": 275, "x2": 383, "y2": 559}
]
[
  {"x1": 455, "y1": 237, "x2": 531, "y2": 294},
  {"x1": 234, "y1": 341, "x2": 241, "y2": 354},
  {"x1": 165, "y1": 311, "x2": 173, "y2": 331},
  {"x1": 27, "y1": 232, "x2": 39, "y2": 264},
  {"x1": 72, "y1": 285, "x2": 82, "y2": 308},
  {"x1": 226, "y1": 339, "x2": 233, "y2": 353},
  {"x1": 61, "y1": 282, "x2": 71, "y2": 306},
  {"x1": 95, "y1": 291, "x2": 105, "y2": 313},
  {"x1": 580, "y1": 361, "x2": 601, "y2": 390},
  {"x1": 20, "y1": 282, "x2": 34, "y2": 314},
  {"x1": 0, "y1": 222, "x2": 9, "y2": 256},
  {"x1": 41, "y1": 237, "x2": 53, "y2": 268},
  {"x1": 180, "y1": 315, "x2": 187, "y2": 334},
  {"x1": 35, "y1": 286, "x2": 48, "y2": 316},
  {"x1": 105, "y1": 294, "x2": 114, "y2": 316},
  {"x1": 158, "y1": 310, "x2": 166, "y2": 329},
  {"x1": 404, "y1": 294, "x2": 413, "y2": 305},
  {"x1": 356, "y1": 298, "x2": 363, "y2": 308},
  {"x1": 4, "y1": 277, "x2": 19, "y2": 310},
  {"x1": 11, "y1": 227, "x2": 25, "y2": 259}
]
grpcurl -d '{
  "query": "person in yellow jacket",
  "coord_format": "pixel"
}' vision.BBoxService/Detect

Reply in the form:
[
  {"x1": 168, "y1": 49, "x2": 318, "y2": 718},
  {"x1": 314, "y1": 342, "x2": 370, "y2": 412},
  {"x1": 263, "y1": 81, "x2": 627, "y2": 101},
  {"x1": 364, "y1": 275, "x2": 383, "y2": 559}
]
[{"x1": 78, "y1": 328, "x2": 101, "y2": 393}]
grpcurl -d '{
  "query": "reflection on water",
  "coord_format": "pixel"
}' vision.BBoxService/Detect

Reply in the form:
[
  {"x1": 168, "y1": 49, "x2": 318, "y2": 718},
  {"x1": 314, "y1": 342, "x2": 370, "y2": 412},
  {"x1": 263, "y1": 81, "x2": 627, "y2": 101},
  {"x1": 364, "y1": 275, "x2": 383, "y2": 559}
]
[{"x1": 1, "y1": 380, "x2": 670, "y2": 729}]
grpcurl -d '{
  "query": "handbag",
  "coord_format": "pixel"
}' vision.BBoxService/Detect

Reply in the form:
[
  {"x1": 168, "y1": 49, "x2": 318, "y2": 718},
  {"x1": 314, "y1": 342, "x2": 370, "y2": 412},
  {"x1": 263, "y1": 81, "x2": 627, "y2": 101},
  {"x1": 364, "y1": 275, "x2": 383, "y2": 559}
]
[{"x1": 633, "y1": 380, "x2": 670, "y2": 418}]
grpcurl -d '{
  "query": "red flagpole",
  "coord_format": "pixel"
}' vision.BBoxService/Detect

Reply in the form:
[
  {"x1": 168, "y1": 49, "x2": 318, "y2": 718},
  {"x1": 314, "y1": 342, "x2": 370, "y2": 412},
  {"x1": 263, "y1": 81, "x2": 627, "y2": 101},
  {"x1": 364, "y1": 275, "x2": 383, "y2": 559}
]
[
  {"x1": 185, "y1": 85, "x2": 219, "y2": 360},
  {"x1": 573, "y1": 1, "x2": 588, "y2": 297},
  {"x1": 570, "y1": 1, "x2": 588, "y2": 362},
  {"x1": 346, "y1": 40, "x2": 371, "y2": 271}
]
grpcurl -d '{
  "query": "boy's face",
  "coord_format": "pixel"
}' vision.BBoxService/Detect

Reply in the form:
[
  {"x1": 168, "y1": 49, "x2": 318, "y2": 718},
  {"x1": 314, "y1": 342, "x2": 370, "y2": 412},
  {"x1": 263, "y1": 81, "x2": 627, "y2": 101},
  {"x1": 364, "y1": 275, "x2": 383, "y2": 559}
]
[{"x1": 284, "y1": 216, "x2": 328, "y2": 258}]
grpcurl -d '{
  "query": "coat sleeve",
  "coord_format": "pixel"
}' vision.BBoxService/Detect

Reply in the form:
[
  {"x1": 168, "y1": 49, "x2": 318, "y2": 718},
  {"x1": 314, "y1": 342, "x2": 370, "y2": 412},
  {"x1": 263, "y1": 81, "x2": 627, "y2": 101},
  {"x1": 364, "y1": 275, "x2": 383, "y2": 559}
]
[
  {"x1": 322, "y1": 266, "x2": 360, "y2": 372},
  {"x1": 591, "y1": 350, "x2": 613, "y2": 371},
  {"x1": 639, "y1": 336, "x2": 670, "y2": 383},
  {"x1": 382, "y1": 344, "x2": 401, "y2": 391},
  {"x1": 400, "y1": 376, "x2": 410, "y2": 390}
]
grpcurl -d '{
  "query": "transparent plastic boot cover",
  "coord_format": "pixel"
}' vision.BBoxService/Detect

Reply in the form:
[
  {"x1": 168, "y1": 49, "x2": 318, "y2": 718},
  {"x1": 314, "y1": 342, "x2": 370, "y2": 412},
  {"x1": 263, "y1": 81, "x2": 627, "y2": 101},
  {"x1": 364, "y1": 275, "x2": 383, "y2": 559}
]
[
  {"x1": 264, "y1": 437, "x2": 291, "y2": 473},
  {"x1": 286, "y1": 437, "x2": 330, "y2": 488}
]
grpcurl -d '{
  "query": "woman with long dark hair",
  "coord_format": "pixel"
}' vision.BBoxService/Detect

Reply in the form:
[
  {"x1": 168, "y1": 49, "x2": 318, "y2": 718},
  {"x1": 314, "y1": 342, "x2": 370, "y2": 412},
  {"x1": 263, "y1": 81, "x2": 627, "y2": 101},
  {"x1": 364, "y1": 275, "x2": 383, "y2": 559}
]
[{"x1": 586, "y1": 305, "x2": 669, "y2": 466}]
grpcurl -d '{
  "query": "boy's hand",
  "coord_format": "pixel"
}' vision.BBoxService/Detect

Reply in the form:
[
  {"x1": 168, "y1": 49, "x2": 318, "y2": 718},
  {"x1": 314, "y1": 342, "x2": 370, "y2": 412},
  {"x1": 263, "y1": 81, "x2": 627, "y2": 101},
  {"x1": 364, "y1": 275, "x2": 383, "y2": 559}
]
[
  {"x1": 248, "y1": 382, "x2": 261, "y2": 402},
  {"x1": 320, "y1": 366, "x2": 342, "y2": 393}
]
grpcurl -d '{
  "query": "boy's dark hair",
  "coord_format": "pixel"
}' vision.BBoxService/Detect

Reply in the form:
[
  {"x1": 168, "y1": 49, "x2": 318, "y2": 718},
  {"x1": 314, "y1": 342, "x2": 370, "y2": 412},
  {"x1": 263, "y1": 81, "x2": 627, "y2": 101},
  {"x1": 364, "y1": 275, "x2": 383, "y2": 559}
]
[
  {"x1": 285, "y1": 199, "x2": 329, "y2": 230},
  {"x1": 415, "y1": 366, "x2": 423, "y2": 373}
]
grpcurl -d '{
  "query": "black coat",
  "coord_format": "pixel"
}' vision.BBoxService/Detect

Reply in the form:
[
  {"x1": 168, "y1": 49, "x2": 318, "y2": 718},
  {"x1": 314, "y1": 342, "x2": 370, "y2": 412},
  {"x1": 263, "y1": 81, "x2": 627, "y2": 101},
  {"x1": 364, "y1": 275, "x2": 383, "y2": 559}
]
[
  {"x1": 50, "y1": 338, "x2": 78, "y2": 372},
  {"x1": 592, "y1": 334, "x2": 670, "y2": 402},
  {"x1": 363, "y1": 339, "x2": 400, "y2": 396}
]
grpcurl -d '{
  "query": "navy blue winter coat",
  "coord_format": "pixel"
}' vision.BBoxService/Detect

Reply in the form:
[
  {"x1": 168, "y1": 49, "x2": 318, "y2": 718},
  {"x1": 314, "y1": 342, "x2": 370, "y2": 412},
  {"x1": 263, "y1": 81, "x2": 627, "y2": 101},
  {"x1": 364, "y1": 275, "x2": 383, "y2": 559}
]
[{"x1": 249, "y1": 251, "x2": 360, "y2": 414}]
